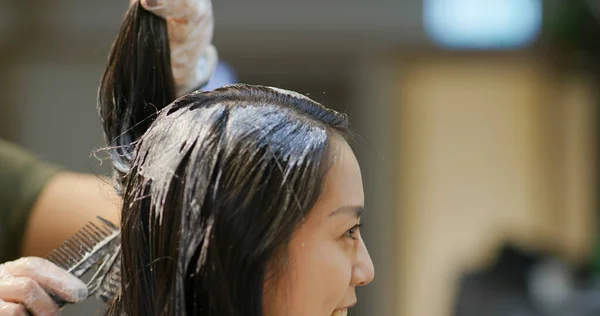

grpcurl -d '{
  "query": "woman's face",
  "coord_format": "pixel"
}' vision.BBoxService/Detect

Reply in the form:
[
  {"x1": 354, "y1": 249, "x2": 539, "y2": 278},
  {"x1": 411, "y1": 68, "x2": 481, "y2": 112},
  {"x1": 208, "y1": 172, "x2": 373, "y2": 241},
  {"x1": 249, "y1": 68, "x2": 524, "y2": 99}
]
[{"x1": 263, "y1": 138, "x2": 375, "y2": 316}]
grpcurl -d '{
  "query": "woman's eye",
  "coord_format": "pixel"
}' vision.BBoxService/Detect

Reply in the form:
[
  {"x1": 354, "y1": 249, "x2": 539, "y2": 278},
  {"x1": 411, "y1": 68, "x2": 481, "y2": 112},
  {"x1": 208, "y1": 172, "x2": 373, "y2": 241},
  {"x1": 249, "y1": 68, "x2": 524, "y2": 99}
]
[{"x1": 344, "y1": 224, "x2": 363, "y2": 240}]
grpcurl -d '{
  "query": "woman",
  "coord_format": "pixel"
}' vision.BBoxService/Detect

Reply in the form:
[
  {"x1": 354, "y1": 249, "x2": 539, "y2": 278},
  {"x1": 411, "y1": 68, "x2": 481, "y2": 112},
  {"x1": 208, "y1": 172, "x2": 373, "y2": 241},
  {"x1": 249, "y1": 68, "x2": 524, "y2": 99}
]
[{"x1": 100, "y1": 2, "x2": 374, "y2": 315}]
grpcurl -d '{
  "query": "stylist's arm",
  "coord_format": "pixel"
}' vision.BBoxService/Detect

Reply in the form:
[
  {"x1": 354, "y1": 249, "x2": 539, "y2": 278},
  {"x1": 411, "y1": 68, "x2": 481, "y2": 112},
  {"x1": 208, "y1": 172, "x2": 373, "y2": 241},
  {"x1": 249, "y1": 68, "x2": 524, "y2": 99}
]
[{"x1": 0, "y1": 257, "x2": 87, "y2": 315}]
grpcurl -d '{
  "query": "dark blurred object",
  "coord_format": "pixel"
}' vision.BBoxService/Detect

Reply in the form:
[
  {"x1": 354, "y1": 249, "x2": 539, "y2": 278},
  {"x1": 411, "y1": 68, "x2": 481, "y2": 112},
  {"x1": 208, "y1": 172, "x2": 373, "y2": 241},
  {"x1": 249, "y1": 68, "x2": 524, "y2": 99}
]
[
  {"x1": 454, "y1": 245, "x2": 600, "y2": 316},
  {"x1": 561, "y1": 281, "x2": 600, "y2": 316},
  {"x1": 453, "y1": 246, "x2": 544, "y2": 316},
  {"x1": 545, "y1": 0, "x2": 600, "y2": 70}
]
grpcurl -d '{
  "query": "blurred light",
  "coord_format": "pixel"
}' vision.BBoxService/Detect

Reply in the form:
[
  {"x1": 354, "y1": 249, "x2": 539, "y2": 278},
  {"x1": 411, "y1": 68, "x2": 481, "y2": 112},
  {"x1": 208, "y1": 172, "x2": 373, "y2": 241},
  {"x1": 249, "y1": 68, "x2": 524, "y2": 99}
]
[
  {"x1": 203, "y1": 61, "x2": 238, "y2": 91},
  {"x1": 424, "y1": 0, "x2": 542, "y2": 50}
]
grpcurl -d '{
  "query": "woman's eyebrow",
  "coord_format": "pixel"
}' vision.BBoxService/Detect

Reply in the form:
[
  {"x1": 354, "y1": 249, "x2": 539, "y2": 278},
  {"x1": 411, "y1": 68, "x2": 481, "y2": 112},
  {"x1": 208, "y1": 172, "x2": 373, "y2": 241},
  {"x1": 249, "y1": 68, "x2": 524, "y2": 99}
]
[{"x1": 329, "y1": 205, "x2": 363, "y2": 218}]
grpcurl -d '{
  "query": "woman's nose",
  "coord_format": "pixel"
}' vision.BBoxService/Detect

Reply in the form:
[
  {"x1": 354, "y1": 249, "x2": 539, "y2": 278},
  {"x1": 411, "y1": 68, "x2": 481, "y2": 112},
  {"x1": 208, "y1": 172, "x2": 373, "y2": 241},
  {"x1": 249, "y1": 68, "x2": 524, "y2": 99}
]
[{"x1": 352, "y1": 237, "x2": 375, "y2": 286}]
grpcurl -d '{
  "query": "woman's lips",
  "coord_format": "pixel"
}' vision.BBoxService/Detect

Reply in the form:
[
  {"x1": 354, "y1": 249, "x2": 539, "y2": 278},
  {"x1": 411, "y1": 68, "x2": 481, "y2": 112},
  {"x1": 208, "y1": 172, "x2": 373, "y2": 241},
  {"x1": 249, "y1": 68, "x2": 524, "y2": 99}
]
[{"x1": 331, "y1": 309, "x2": 348, "y2": 316}]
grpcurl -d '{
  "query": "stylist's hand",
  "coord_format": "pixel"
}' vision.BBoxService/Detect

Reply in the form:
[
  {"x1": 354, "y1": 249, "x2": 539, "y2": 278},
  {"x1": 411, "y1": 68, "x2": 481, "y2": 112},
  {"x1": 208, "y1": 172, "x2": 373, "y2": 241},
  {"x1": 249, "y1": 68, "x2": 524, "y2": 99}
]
[
  {"x1": 0, "y1": 257, "x2": 87, "y2": 315},
  {"x1": 130, "y1": 0, "x2": 218, "y2": 96}
]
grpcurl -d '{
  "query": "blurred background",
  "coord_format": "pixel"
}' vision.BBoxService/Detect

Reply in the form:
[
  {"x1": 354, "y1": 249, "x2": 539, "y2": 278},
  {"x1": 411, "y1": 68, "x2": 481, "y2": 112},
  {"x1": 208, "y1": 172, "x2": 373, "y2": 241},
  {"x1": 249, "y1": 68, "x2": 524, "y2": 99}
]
[{"x1": 1, "y1": 0, "x2": 599, "y2": 315}]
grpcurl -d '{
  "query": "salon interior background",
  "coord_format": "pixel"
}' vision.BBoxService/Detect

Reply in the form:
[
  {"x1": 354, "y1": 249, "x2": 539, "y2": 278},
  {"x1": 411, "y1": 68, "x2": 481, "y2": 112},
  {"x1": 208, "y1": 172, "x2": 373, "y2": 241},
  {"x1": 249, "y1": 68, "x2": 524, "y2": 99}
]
[{"x1": 1, "y1": 0, "x2": 599, "y2": 315}]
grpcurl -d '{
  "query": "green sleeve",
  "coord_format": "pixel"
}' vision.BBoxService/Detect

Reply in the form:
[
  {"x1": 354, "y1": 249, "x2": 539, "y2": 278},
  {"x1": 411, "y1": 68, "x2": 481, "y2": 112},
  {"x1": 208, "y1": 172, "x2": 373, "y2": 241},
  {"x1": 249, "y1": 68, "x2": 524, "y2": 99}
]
[
  {"x1": 593, "y1": 233, "x2": 600, "y2": 277},
  {"x1": 0, "y1": 139, "x2": 61, "y2": 262}
]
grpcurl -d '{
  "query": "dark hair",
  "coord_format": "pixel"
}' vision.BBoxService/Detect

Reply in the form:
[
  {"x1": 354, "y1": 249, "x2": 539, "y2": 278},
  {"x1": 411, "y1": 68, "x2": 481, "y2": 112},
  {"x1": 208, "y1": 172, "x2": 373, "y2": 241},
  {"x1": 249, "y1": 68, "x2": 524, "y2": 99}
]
[
  {"x1": 98, "y1": 1, "x2": 176, "y2": 190},
  {"x1": 99, "y1": 3, "x2": 351, "y2": 316}
]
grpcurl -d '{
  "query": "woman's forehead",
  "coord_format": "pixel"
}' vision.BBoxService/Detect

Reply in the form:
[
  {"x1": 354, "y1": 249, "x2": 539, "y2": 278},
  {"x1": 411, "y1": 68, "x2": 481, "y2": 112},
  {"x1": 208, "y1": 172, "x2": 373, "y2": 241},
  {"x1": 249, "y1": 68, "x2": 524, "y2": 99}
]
[{"x1": 313, "y1": 139, "x2": 364, "y2": 218}]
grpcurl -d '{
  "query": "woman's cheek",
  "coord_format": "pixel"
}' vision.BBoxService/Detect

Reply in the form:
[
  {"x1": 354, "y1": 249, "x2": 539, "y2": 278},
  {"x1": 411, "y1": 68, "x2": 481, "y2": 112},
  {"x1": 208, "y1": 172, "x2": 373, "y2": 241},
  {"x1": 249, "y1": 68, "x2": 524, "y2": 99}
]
[{"x1": 323, "y1": 243, "x2": 354, "y2": 294}]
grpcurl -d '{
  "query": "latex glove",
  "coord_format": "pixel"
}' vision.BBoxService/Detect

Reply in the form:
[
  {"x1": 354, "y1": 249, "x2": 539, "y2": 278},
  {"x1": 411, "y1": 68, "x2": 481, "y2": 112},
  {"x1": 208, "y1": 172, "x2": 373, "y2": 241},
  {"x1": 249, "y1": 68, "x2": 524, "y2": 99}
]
[
  {"x1": 131, "y1": 0, "x2": 218, "y2": 96},
  {"x1": 0, "y1": 257, "x2": 87, "y2": 315}
]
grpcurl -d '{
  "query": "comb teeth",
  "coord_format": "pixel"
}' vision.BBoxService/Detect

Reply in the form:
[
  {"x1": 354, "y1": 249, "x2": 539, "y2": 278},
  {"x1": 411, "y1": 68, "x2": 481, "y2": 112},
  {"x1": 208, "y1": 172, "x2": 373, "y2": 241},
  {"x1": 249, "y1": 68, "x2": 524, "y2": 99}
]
[
  {"x1": 46, "y1": 216, "x2": 121, "y2": 308},
  {"x1": 46, "y1": 216, "x2": 118, "y2": 275}
]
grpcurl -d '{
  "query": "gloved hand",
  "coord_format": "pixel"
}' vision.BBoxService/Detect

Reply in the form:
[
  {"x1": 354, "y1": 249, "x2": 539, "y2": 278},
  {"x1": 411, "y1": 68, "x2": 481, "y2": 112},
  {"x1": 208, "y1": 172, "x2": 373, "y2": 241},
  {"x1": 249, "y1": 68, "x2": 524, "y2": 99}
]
[
  {"x1": 130, "y1": 0, "x2": 218, "y2": 96},
  {"x1": 0, "y1": 257, "x2": 87, "y2": 315}
]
